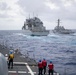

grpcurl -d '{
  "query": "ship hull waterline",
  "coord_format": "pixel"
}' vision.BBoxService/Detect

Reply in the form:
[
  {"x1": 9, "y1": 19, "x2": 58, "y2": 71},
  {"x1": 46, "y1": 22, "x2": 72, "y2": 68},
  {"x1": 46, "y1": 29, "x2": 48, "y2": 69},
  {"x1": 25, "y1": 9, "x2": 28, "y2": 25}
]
[{"x1": 22, "y1": 30, "x2": 49, "y2": 36}]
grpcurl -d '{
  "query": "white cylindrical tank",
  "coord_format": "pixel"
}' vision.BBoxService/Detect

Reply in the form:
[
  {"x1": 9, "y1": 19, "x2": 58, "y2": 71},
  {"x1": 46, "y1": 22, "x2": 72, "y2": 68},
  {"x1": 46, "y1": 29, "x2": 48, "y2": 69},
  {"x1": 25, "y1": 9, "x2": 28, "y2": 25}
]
[{"x1": 0, "y1": 53, "x2": 8, "y2": 75}]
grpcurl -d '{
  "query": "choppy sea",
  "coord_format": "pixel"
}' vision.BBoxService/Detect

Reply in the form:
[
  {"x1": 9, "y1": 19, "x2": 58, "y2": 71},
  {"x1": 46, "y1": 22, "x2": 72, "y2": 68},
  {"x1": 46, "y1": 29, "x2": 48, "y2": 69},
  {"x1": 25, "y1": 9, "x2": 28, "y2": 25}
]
[{"x1": 0, "y1": 30, "x2": 76, "y2": 75}]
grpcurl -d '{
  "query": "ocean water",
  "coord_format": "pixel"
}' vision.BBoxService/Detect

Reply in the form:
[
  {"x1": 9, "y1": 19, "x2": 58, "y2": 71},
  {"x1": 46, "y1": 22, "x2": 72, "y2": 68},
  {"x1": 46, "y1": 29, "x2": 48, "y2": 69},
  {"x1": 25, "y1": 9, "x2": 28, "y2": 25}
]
[{"x1": 0, "y1": 30, "x2": 76, "y2": 75}]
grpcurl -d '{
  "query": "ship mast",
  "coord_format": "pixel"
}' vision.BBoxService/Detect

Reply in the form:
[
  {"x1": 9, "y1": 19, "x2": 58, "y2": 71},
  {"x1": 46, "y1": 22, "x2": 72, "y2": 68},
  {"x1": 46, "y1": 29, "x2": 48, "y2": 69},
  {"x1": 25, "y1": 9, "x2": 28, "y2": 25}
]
[{"x1": 58, "y1": 19, "x2": 60, "y2": 27}]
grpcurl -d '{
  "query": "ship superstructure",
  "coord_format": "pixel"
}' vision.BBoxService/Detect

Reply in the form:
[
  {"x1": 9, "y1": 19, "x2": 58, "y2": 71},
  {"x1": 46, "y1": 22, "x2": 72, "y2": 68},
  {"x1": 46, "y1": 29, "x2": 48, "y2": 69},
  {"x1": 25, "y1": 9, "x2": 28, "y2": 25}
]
[{"x1": 22, "y1": 17, "x2": 49, "y2": 36}]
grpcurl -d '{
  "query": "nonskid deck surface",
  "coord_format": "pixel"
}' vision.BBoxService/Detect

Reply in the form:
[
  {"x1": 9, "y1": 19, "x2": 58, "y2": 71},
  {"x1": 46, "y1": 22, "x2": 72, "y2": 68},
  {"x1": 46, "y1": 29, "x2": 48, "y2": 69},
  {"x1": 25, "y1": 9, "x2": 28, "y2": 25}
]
[
  {"x1": 0, "y1": 45, "x2": 59, "y2": 75},
  {"x1": 8, "y1": 62, "x2": 37, "y2": 75},
  {"x1": 8, "y1": 62, "x2": 59, "y2": 75}
]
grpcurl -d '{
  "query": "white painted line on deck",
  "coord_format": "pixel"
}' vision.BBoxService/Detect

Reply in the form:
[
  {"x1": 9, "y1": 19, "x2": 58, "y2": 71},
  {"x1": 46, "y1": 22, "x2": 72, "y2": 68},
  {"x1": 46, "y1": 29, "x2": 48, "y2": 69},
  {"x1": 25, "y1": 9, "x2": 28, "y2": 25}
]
[
  {"x1": 8, "y1": 71, "x2": 36, "y2": 74},
  {"x1": 8, "y1": 71, "x2": 16, "y2": 73},
  {"x1": 18, "y1": 71, "x2": 27, "y2": 73},
  {"x1": 8, "y1": 71, "x2": 59, "y2": 75},
  {"x1": 25, "y1": 63, "x2": 34, "y2": 75},
  {"x1": 9, "y1": 62, "x2": 35, "y2": 75},
  {"x1": 13, "y1": 62, "x2": 27, "y2": 65},
  {"x1": 8, "y1": 71, "x2": 27, "y2": 73}
]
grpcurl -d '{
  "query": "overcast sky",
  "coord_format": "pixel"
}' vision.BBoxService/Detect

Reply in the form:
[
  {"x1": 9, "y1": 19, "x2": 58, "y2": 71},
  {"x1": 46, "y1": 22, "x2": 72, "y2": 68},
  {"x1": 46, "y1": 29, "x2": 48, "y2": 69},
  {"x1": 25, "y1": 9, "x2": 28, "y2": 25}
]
[{"x1": 0, "y1": 0, "x2": 76, "y2": 30}]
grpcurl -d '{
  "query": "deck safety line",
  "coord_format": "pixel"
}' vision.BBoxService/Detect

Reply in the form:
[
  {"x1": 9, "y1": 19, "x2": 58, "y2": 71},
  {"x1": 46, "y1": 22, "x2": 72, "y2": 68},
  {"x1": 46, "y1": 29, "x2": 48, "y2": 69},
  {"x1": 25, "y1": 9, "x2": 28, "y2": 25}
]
[
  {"x1": 13, "y1": 62, "x2": 27, "y2": 65},
  {"x1": 9, "y1": 71, "x2": 16, "y2": 73},
  {"x1": 8, "y1": 71, "x2": 27, "y2": 73},
  {"x1": 8, "y1": 71, "x2": 59, "y2": 75},
  {"x1": 18, "y1": 71, "x2": 27, "y2": 73},
  {"x1": 25, "y1": 63, "x2": 34, "y2": 75},
  {"x1": 8, "y1": 71, "x2": 36, "y2": 74},
  {"x1": 10, "y1": 62, "x2": 34, "y2": 75},
  {"x1": 8, "y1": 70, "x2": 59, "y2": 75}
]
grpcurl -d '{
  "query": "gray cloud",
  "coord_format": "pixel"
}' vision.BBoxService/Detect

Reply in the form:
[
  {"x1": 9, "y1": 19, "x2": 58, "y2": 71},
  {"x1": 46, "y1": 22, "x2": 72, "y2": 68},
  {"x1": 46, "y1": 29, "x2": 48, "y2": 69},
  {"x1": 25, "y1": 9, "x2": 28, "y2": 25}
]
[
  {"x1": 17, "y1": 0, "x2": 76, "y2": 21},
  {"x1": 17, "y1": 0, "x2": 58, "y2": 21},
  {"x1": 0, "y1": 2, "x2": 8, "y2": 10},
  {"x1": 17, "y1": 0, "x2": 45, "y2": 12},
  {"x1": 0, "y1": 2, "x2": 11, "y2": 18},
  {"x1": 0, "y1": 13, "x2": 9, "y2": 18}
]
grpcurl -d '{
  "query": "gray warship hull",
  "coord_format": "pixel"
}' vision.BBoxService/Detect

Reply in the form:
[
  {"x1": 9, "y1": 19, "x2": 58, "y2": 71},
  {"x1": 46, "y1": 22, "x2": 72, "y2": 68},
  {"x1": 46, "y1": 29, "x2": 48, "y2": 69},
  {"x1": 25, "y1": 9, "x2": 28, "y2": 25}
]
[
  {"x1": 31, "y1": 30, "x2": 49, "y2": 36},
  {"x1": 22, "y1": 30, "x2": 49, "y2": 36},
  {"x1": 53, "y1": 29, "x2": 74, "y2": 34}
]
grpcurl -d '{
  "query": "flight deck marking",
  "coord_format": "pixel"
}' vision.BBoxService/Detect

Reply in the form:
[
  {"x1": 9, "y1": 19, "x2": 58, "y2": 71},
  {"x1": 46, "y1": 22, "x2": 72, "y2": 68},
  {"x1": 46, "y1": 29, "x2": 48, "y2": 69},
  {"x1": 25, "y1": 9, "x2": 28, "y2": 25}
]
[
  {"x1": 8, "y1": 71, "x2": 36, "y2": 74},
  {"x1": 25, "y1": 63, "x2": 34, "y2": 75},
  {"x1": 9, "y1": 71, "x2": 16, "y2": 73},
  {"x1": 13, "y1": 62, "x2": 27, "y2": 65},
  {"x1": 17, "y1": 71, "x2": 27, "y2": 73},
  {"x1": 9, "y1": 71, "x2": 26, "y2": 73},
  {"x1": 9, "y1": 62, "x2": 35, "y2": 75},
  {"x1": 8, "y1": 70, "x2": 59, "y2": 75}
]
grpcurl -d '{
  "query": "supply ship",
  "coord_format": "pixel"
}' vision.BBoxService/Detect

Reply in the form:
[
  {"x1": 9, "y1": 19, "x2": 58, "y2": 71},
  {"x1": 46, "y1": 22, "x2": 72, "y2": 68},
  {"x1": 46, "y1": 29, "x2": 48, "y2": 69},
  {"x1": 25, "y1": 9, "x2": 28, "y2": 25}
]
[{"x1": 22, "y1": 17, "x2": 49, "y2": 36}]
